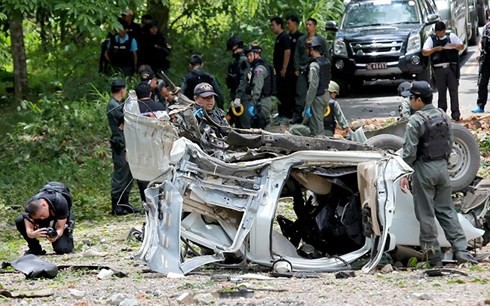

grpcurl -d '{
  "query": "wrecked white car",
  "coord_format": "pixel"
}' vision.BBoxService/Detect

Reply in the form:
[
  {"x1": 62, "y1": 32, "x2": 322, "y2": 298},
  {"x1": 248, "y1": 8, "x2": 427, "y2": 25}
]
[{"x1": 123, "y1": 91, "x2": 487, "y2": 276}]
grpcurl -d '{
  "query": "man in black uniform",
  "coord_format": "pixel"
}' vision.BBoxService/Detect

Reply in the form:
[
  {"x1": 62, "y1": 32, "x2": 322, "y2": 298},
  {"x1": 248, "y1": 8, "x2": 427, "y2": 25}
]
[
  {"x1": 15, "y1": 183, "x2": 74, "y2": 255},
  {"x1": 400, "y1": 81, "x2": 478, "y2": 266},
  {"x1": 270, "y1": 16, "x2": 293, "y2": 121},
  {"x1": 140, "y1": 20, "x2": 171, "y2": 73},
  {"x1": 180, "y1": 54, "x2": 224, "y2": 109},
  {"x1": 285, "y1": 15, "x2": 303, "y2": 121},
  {"x1": 422, "y1": 21, "x2": 464, "y2": 121},
  {"x1": 225, "y1": 36, "x2": 250, "y2": 128},
  {"x1": 107, "y1": 79, "x2": 139, "y2": 215},
  {"x1": 473, "y1": 18, "x2": 490, "y2": 113}
]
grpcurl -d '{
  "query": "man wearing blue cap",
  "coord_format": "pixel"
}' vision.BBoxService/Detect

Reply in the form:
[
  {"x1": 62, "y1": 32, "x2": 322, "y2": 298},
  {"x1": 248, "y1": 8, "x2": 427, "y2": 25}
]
[{"x1": 399, "y1": 80, "x2": 477, "y2": 267}]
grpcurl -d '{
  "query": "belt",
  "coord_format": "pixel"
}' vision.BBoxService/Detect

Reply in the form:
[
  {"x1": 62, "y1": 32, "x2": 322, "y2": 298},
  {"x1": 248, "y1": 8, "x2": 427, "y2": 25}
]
[{"x1": 433, "y1": 63, "x2": 450, "y2": 68}]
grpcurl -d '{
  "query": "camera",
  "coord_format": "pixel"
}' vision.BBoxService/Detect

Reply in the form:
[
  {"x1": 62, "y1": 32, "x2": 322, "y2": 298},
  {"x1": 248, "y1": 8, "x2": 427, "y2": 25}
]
[{"x1": 46, "y1": 227, "x2": 58, "y2": 238}]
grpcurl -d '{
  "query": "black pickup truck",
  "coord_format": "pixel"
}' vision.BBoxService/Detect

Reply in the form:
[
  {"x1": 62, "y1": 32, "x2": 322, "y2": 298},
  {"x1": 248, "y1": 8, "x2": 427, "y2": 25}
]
[{"x1": 326, "y1": 0, "x2": 439, "y2": 94}]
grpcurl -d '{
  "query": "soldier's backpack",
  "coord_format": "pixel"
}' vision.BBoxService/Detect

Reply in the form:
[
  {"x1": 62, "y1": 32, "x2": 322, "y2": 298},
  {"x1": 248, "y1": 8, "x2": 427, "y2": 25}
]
[{"x1": 37, "y1": 182, "x2": 73, "y2": 210}]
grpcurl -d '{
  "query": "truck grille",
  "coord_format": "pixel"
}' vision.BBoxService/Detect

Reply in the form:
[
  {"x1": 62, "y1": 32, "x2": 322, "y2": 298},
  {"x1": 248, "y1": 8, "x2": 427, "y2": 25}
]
[{"x1": 349, "y1": 40, "x2": 404, "y2": 57}]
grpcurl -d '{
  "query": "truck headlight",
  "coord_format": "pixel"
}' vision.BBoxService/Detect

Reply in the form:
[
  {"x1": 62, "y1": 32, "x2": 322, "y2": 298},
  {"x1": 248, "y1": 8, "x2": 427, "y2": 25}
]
[
  {"x1": 406, "y1": 33, "x2": 421, "y2": 54},
  {"x1": 334, "y1": 39, "x2": 348, "y2": 57}
]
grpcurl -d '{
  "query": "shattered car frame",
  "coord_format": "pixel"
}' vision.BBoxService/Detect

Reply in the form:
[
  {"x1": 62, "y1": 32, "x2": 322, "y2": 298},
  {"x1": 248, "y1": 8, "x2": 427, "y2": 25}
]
[{"x1": 123, "y1": 91, "x2": 485, "y2": 276}]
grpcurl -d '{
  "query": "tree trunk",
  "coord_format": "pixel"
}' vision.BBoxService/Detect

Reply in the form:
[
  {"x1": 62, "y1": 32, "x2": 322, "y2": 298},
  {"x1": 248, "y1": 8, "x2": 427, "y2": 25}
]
[
  {"x1": 9, "y1": 11, "x2": 28, "y2": 101},
  {"x1": 147, "y1": 0, "x2": 170, "y2": 35}
]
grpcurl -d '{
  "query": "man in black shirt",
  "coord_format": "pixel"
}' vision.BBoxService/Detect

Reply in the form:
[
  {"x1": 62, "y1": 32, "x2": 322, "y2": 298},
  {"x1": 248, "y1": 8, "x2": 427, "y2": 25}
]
[
  {"x1": 270, "y1": 16, "x2": 293, "y2": 121},
  {"x1": 285, "y1": 15, "x2": 303, "y2": 123},
  {"x1": 15, "y1": 184, "x2": 74, "y2": 255}
]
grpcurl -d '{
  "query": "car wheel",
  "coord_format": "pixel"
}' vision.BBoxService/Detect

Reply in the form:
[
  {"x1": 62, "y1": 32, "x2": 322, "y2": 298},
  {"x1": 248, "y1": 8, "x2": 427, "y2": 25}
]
[
  {"x1": 365, "y1": 134, "x2": 404, "y2": 151},
  {"x1": 447, "y1": 124, "x2": 480, "y2": 192}
]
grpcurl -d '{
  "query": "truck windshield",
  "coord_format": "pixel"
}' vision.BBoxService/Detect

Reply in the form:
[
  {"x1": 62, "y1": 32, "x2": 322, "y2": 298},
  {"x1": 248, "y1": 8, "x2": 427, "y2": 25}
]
[{"x1": 343, "y1": 0, "x2": 420, "y2": 29}]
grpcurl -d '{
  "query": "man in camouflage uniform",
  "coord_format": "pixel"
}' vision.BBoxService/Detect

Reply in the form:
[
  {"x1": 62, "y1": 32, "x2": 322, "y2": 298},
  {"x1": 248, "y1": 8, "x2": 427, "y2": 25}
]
[
  {"x1": 290, "y1": 81, "x2": 350, "y2": 137},
  {"x1": 399, "y1": 81, "x2": 478, "y2": 267},
  {"x1": 289, "y1": 37, "x2": 330, "y2": 136},
  {"x1": 244, "y1": 44, "x2": 273, "y2": 129},
  {"x1": 292, "y1": 18, "x2": 329, "y2": 124}
]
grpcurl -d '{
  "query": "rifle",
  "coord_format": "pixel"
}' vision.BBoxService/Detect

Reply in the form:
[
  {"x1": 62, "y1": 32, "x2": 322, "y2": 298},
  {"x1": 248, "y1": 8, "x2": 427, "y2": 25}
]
[{"x1": 157, "y1": 70, "x2": 181, "y2": 95}]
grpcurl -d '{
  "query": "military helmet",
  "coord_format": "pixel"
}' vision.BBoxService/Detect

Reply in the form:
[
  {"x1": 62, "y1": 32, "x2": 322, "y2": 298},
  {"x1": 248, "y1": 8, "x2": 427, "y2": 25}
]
[
  {"x1": 244, "y1": 44, "x2": 262, "y2": 54},
  {"x1": 328, "y1": 81, "x2": 340, "y2": 94},
  {"x1": 227, "y1": 36, "x2": 244, "y2": 51},
  {"x1": 305, "y1": 36, "x2": 322, "y2": 48}
]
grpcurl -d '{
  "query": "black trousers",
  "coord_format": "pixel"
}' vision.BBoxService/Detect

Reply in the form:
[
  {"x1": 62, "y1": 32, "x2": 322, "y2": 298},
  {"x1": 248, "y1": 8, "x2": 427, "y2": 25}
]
[
  {"x1": 15, "y1": 215, "x2": 74, "y2": 254},
  {"x1": 433, "y1": 65, "x2": 460, "y2": 120},
  {"x1": 477, "y1": 58, "x2": 490, "y2": 109}
]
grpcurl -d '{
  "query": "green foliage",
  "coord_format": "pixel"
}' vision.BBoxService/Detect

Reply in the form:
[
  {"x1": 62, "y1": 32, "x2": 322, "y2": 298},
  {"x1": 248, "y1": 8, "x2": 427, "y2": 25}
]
[{"x1": 0, "y1": 92, "x2": 113, "y2": 224}]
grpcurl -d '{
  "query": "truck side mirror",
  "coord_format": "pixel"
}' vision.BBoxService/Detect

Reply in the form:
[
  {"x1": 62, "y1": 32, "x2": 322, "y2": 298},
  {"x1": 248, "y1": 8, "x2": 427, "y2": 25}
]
[
  {"x1": 425, "y1": 14, "x2": 439, "y2": 25},
  {"x1": 325, "y1": 21, "x2": 338, "y2": 32}
]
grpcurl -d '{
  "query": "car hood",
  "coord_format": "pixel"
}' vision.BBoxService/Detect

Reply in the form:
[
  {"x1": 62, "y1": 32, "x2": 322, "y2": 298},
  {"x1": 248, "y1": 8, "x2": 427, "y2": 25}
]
[{"x1": 339, "y1": 24, "x2": 420, "y2": 41}]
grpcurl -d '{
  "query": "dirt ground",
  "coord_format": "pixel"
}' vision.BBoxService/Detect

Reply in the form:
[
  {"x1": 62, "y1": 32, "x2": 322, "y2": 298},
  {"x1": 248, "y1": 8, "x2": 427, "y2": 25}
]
[{"x1": 1, "y1": 215, "x2": 490, "y2": 306}]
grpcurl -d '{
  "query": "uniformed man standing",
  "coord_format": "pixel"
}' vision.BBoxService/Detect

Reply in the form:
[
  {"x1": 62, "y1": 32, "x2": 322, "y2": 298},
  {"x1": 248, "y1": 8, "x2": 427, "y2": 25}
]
[
  {"x1": 422, "y1": 21, "x2": 463, "y2": 121},
  {"x1": 225, "y1": 36, "x2": 250, "y2": 128},
  {"x1": 292, "y1": 37, "x2": 331, "y2": 136},
  {"x1": 292, "y1": 18, "x2": 329, "y2": 124},
  {"x1": 399, "y1": 81, "x2": 478, "y2": 266},
  {"x1": 181, "y1": 54, "x2": 225, "y2": 109},
  {"x1": 285, "y1": 15, "x2": 303, "y2": 121},
  {"x1": 106, "y1": 80, "x2": 138, "y2": 215},
  {"x1": 105, "y1": 20, "x2": 138, "y2": 76},
  {"x1": 473, "y1": 17, "x2": 490, "y2": 113},
  {"x1": 244, "y1": 45, "x2": 274, "y2": 129}
]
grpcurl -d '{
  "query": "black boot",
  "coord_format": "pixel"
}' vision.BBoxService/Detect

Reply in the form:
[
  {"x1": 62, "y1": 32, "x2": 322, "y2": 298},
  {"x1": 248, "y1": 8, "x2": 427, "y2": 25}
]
[{"x1": 112, "y1": 196, "x2": 130, "y2": 216}]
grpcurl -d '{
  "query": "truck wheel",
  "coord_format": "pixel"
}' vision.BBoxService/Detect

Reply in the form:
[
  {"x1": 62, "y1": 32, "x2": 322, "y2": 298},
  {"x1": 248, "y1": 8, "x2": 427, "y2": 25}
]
[
  {"x1": 365, "y1": 134, "x2": 404, "y2": 151},
  {"x1": 335, "y1": 78, "x2": 349, "y2": 97},
  {"x1": 468, "y1": 22, "x2": 479, "y2": 46},
  {"x1": 448, "y1": 124, "x2": 480, "y2": 192},
  {"x1": 478, "y1": 6, "x2": 486, "y2": 26}
]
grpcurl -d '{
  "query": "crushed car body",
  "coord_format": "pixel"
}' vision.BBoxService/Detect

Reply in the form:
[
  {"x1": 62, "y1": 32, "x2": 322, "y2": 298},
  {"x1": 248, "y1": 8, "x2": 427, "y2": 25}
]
[{"x1": 123, "y1": 91, "x2": 486, "y2": 276}]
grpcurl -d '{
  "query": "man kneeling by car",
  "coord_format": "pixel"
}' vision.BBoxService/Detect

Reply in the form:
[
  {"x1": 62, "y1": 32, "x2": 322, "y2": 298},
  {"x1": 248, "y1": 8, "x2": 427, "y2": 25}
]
[{"x1": 15, "y1": 184, "x2": 75, "y2": 255}]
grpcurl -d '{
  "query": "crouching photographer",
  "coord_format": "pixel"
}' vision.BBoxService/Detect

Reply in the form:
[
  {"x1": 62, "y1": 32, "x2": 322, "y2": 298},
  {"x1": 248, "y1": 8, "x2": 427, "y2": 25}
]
[{"x1": 15, "y1": 182, "x2": 75, "y2": 255}]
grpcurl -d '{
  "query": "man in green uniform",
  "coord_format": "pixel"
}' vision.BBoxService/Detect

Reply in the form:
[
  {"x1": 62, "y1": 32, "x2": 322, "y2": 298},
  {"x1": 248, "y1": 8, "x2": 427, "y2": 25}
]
[
  {"x1": 289, "y1": 37, "x2": 330, "y2": 136},
  {"x1": 244, "y1": 44, "x2": 274, "y2": 129},
  {"x1": 399, "y1": 81, "x2": 478, "y2": 266},
  {"x1": 106, "y1": 80, "x2": 138, "y2": 215},
  {"x1": 290, "y1": 81, "x2": 350, "y2": 137},
  {"x1": 292, "y1": 18, "x2": 329, "y2": 124}
]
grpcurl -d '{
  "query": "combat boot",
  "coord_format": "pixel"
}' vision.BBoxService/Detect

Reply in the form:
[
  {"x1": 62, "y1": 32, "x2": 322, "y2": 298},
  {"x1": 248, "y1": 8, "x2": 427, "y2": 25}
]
[{"x1": 455, "y1": 251, "x2": 478, "y2": 265}]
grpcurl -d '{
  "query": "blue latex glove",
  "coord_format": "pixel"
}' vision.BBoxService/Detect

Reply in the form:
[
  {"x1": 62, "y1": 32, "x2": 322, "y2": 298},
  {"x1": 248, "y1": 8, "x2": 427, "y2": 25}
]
[
  {"x1": 248, "y1": 104, "x2": 255, "y2": 117},
  {"x1": 193, "y1": 107, "x2": 204, "y2": 119},
  {"x1": 303, "y1": 106, "x2": 312, "y2": 119}
]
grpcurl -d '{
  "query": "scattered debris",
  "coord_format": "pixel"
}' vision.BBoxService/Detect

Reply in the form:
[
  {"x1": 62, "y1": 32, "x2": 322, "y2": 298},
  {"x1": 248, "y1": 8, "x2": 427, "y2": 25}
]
[
  {"x1": 335, "y1": 271, "x2": 356, "y2": 279},
  {"x1": 108, "y1": 293, "x2": 135, "y2": 305},
  {"x1": 380, "y1": 264, "x2": 394, "y2": 274},
  {"x1": 69, "y1": 289, "x2": 86, "y2": 298},
  {"x1": 411, "y1": 292, "x2": 433, "y2": 300},
  {"x1": 10, "y1": 254, "x2": 58, "y2": 279},
  {"x1": 0, "y1": 289, "x2": 54, "y2": 298},
  {"x1": 218, "y1": 288, "x2": 254, "y2": 299},
  {"x1": 81, "y1": 249, "x2": 109, "y2": 257},
  {"x1": 193, "y1": 293, "x2": 215, "y2": 304},
  {"x1": 97, "y1": 268, "x2": 114, "y2": 279},
  {"x1": 423, "y1": 269, "x2": 469, "y2": 277},
  {"x1": 176, "y1": 291, "x2": 193, "y2": 304}
]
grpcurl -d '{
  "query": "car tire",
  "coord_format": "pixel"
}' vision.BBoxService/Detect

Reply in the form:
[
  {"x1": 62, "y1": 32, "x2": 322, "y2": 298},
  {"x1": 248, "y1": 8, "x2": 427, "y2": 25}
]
[
  {"x1": 448, "y1": 124, "x2": 480, "y2": 192},
  {"x1": 365, "y1": 134, "x2": 404, "y2": 151}
]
